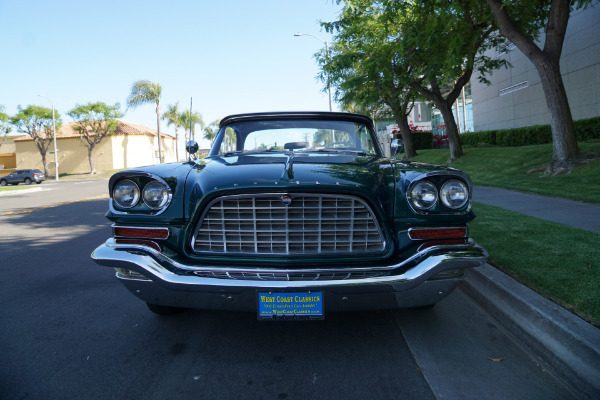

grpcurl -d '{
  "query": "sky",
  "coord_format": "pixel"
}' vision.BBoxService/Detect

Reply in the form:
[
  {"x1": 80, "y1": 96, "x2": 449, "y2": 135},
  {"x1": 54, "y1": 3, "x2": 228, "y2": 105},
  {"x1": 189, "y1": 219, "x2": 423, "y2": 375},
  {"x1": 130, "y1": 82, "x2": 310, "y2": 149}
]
[{"x1": 0, "y1": 0, "x2": 342, "y2": 149}]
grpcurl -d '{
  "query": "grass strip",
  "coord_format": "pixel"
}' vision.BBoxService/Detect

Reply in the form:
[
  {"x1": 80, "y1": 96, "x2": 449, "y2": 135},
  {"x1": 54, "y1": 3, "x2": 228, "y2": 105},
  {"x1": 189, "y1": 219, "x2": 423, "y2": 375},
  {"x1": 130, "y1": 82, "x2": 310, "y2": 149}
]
[
  {"x1": 411, "y1": 142, "x2": 600, "y2": 204},
  {"x1": 0, "y1": 185, "x2": 39, "y2": 192},
  {"x1": 470, "y1": 202, "x2": 600, "y2": 326}
]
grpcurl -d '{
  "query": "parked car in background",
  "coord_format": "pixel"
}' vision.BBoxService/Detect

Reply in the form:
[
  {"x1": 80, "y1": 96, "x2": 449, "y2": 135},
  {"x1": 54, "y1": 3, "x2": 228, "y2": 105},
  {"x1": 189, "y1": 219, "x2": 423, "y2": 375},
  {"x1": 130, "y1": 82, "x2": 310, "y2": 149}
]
[
  {"x1": 0, "y1": 169, "x2": 45, "y2": 186},
  {"x1": 92, "y1": 112, "x2": 487, "y2": 319}
]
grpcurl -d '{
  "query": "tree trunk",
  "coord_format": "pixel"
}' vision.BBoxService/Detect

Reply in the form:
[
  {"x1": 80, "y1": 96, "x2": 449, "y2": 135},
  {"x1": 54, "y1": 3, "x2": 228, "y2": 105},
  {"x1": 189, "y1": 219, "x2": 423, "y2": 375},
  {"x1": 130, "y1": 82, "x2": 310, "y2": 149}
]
[
  {"x1": 536, "y1": 56, "x2": 580, "y2": 172},
  {"x1": 485, "y1": 0, "x2": 580, "y2": 174},
  {"x1": 41, "y1": 152, "x2": 48, "y2": 177},
  {"x1": 156, "y1": 103, "x2": 162, "y2": 164},
  {"x1": 436, "y1": 100, "x2": 463, "y2": 162},
  {"x1": 389, "y1": 106, "x2": 416, "y2": 159},
  {"x1": 88, "y1": 144, "x2": 96, "y2": 174},
  {"x1": 174, "y1": 128, "x2": 179, "y2": 161}
]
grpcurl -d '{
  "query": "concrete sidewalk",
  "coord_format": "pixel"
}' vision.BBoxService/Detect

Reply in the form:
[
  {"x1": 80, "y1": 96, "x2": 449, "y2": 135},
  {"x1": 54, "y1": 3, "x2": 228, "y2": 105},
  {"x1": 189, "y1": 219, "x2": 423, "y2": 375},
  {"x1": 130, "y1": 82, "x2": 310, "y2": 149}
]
[
  {"x1": 464, "y1": 186, "x2": 600, "y2": 399},
  {"x1": 473, "y1": 185, "x2": 600, "y2": 234}
]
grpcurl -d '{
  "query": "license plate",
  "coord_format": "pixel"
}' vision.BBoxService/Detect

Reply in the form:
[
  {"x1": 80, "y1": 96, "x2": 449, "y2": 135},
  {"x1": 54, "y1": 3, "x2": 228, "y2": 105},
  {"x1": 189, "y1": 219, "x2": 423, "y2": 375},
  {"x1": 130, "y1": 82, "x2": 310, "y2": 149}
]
[{"x1": 257, "y1": 291, "x2": 324, "y2": 320}]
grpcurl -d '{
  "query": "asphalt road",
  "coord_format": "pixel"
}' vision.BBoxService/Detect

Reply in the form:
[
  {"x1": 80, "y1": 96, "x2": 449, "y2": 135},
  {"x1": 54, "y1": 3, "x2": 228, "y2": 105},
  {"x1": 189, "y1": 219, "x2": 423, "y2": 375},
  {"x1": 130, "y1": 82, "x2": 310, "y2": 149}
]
[{"x1": 0, "y1": 181, "x2": 575, "y2": 400}]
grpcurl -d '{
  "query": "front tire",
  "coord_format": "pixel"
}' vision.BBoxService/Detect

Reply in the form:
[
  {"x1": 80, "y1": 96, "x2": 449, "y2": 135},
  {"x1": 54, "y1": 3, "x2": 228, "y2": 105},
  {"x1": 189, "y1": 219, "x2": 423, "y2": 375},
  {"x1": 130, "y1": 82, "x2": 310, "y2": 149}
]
[
  {"x1": 146, "y1": 303, "x2": 183, "y2": 315},
  {"x1": 24, "y1": 178, "x2": 32, "y2": 185},
  {"x1": 0, "y1": 180, "x2": 6, "y2": 186}
]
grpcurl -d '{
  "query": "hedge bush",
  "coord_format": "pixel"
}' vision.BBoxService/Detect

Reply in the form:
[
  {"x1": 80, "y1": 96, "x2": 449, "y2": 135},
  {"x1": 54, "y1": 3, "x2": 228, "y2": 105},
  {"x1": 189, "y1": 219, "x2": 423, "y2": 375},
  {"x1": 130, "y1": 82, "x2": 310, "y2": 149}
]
[
  {"x1": 460, "y1": 115, "x2": 600, "y2": 147},
  {"x1": 394, "y1": 131, "x2": 434, "y2": 150}
]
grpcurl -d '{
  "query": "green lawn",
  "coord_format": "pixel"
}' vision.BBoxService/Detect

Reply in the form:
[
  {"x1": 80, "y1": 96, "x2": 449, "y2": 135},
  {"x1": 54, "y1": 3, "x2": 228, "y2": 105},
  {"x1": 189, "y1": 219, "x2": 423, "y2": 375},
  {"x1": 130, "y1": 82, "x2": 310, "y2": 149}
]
[
  {"x1": 409, "y1": 142, "x2": 600, "y2": 325},
  {"x1": 470, "y1": 202, "x2": 600, "y2": 326},
  {"x1": 410, "y1": 142, "x2": 600, "y2": 204}
]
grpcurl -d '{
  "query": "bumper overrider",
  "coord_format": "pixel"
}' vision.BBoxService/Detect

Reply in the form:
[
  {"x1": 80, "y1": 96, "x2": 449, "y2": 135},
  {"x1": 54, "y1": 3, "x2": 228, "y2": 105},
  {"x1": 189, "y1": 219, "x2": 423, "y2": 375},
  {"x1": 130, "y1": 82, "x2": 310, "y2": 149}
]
[{"x1": 92, "y1": 239, "x2": 488, "y2": 312}]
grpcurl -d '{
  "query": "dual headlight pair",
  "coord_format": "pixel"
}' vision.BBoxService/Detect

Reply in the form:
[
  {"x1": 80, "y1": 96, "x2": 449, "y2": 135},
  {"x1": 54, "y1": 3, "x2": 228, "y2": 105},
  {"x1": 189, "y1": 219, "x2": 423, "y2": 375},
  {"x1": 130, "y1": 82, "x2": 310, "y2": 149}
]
[
  {"x1": 409, "y1": 179, "x2": 469, "y2": 211},
  {"x1": 113, "y1": 179, "x2": 170, "y2": 210}
]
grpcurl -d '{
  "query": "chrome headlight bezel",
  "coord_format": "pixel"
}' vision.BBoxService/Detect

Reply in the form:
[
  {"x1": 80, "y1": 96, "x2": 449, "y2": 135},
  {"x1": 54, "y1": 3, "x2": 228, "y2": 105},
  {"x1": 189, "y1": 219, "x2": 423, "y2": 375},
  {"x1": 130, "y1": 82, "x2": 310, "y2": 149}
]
[
  {"x1": 440, "y1": 179, "x2": 469, "y2": 209},
  {"x1": 142, "y1": 180, "x2": 171, "y2": 210},
  {"x1": 405, "y1": 171, "x2": 472, "y2": 215},
  {"x1": 112, "y1": 179, "x2": 140, "y2": 209},
  {"x1": 408, "y1": 180, "x2": 438, "y2": 210},
  {"x1": 109, "y1": 173, "x2": 173, "y2": 215}
]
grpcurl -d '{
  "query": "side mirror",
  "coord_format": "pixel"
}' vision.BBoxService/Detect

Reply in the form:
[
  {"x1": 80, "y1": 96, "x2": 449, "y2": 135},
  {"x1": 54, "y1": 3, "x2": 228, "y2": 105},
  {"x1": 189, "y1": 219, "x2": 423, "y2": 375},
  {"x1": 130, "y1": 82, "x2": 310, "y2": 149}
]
[
  {"x1": 391, "y1": 139, "x2": 404, "y2": 156},
  {"x1": 186, "y1": 141, "x2": 199, "y2": 155}
]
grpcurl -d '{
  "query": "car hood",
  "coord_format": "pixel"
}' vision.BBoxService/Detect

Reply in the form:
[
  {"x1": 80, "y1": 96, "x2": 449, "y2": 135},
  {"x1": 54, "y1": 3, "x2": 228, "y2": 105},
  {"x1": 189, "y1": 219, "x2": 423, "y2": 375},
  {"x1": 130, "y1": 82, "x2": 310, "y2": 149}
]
[{"x1": 185, "y1": 153, "x2": 395, "y2": 219}]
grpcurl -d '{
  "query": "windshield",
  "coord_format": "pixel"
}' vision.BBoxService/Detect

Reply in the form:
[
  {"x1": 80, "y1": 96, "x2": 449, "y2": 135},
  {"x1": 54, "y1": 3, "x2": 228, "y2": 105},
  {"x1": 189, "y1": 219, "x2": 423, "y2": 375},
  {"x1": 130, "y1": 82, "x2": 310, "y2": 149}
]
[{"x1": 209, "y1": 119, "x2": 380, "y2": 157}]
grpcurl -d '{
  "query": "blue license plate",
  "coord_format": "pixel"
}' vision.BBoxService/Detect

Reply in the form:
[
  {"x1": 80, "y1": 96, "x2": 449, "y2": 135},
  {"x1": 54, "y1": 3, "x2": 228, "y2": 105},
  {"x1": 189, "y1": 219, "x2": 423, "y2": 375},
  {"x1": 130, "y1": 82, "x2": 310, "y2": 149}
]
[{"x1": 257, "y1": 291, "x2": 324, "y2": 320}]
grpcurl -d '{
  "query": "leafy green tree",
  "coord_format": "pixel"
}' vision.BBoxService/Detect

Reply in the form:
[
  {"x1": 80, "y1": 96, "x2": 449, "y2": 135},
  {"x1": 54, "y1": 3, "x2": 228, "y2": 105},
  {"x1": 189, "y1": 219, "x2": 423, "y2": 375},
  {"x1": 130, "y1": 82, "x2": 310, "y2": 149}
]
[
  {"x1": 126, "y1": 80, "x2": 164, "y2": 163},
  {"x1": 203, "y1": 119, "x2": 221, "y2": 146},
  {"x1": 399, "y1": 0, "x2": 506, "y2": 162},
  {"x1": 11, "y1": 105, "x2": 62, "y2": 176},
  {"x1": 68, "y1": 102, "x2": 124, "y2": 174},
  {"x1": 321, "y1": 0, "x2": 506, "y2": 161},
  {"x1": 162, "y1": 102, "x2": 182, "y2": 161},
  {"x1": 485, "y1": 0, "x2": 592, "y2": 174},
  {"x1": 320, "y1": 3, "x2": 419, "y2": 158},
  {"x1": 0, "y1": 105, "x2": 11, "y2": 151}
]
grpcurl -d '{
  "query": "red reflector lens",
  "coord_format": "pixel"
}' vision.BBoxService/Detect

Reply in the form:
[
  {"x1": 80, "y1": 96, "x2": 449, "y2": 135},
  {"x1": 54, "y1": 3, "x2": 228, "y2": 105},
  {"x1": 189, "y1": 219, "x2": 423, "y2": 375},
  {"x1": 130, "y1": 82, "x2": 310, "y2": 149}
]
[
  {"x1": 409, "y1": 228, "x2": 467, "y2": 240},
  {"x1": 114, "y1": 227, "x2": 169, "y2": 240},
  {"x1": 115, "y1": 238, "x2": 161, "y2": 251}
]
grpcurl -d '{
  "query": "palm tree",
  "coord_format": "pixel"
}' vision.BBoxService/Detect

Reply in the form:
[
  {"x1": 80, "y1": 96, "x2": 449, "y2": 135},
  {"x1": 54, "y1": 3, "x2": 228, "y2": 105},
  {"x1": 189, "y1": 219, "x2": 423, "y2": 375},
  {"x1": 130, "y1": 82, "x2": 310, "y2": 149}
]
[
  {"x1": 180, "y1": 110, "x2": 204, "y2": 145},
  {"x1": 127, "y1": 80, "x2": 163, "y2": 163},
  {"x1": 203, "y1": 119, "x2": 221, "y2": 146},
  {"x1": 162, "y1": 102, "x2": 181, "y2": 161}
]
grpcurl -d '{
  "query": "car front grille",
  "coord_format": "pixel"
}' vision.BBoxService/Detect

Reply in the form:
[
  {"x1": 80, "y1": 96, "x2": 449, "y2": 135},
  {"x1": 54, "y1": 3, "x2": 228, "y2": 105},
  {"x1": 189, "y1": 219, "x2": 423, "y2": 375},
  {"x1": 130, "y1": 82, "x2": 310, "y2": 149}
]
[{"x1": 192, "y1": 193, "x2": 385, "y2": 256}]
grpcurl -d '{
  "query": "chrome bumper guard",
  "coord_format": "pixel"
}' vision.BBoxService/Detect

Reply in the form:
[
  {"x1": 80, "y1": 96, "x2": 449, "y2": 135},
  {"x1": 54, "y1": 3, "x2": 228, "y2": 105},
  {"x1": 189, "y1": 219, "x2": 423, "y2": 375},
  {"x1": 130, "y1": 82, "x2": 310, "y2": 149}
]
[{"x1": 92, "y1": 239, "x2": 487, "y2": 311}]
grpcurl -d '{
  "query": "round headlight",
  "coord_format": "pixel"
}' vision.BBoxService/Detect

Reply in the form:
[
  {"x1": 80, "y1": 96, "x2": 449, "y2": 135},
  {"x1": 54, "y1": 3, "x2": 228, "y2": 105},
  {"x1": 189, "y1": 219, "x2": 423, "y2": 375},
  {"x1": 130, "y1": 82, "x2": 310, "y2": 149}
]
[
  {"x1": 142, "y1": 181, "x2": 170, "y2": 210},
  {"x1": 410, "y1": 181, "x2": 438, "y2": 210},
  {"x1": 440, "y1": 179, "x2": 469, "y2": 209},
  {"x1": 113, "y1": 179, "x2": 140, "y2": 209}
]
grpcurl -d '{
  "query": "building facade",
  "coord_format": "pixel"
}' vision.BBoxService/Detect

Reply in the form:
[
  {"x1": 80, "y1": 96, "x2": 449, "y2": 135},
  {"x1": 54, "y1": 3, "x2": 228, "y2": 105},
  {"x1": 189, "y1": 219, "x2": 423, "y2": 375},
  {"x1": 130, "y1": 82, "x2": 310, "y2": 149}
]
[
  {"x1": 471, "y1": 2, "x2": 600, "y2": 131},
  {"x1": 12, "y1": 121, "x2": 176, "y2": 176}
]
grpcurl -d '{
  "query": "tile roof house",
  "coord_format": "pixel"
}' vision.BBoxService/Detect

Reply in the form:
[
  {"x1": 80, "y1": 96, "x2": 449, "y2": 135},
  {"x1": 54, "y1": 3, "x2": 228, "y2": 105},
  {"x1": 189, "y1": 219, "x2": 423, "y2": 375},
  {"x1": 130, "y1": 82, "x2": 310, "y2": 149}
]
[{"x1": 13, "y1": 121, "x2": 177, "y2": 176}]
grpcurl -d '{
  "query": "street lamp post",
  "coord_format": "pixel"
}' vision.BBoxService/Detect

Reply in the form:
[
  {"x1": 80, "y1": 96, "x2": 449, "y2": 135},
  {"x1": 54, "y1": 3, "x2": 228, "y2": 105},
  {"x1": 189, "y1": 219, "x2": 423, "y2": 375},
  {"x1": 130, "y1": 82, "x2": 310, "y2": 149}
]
[
  {"x1": 294, "y1": 32, "x2": 333, "y2": 112},
  {"x1": 38, "y1": 94, "x2": 59, "y2": 181}
]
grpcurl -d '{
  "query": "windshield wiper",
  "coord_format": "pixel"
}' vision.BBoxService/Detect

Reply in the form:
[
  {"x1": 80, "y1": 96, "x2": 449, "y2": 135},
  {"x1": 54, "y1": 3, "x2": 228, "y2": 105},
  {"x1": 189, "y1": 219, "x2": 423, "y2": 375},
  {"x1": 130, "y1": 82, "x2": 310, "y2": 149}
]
[
  {"x1": 298, "y1": 149, "x2": 369, "y2": 156},
  {"x1": 221, "y1": 149, "x2": 287, "y2": 157}
]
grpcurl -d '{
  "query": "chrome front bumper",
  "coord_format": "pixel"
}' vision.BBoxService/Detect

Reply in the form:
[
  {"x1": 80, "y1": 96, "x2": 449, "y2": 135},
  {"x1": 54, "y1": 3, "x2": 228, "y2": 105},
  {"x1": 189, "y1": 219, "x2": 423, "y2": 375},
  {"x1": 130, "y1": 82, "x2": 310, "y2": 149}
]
[{"x1": 92, "y1": 239, "x2": 488, "y2": 311}]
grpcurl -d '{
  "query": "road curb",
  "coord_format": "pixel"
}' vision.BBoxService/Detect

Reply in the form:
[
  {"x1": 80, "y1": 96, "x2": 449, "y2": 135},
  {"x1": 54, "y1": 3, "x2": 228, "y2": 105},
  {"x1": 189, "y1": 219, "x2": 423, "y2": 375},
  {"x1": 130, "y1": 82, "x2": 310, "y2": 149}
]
[{"x1": 462, "y1": 264, "x2": 600, "y2": 400}]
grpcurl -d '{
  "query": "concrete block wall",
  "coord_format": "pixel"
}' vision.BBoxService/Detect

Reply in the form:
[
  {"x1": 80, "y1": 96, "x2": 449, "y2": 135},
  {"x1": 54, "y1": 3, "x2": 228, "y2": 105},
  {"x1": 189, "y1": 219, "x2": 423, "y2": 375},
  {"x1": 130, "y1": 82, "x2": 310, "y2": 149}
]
[{"x1": 471, "y1": 2, "x2": 600, "y2": 131}]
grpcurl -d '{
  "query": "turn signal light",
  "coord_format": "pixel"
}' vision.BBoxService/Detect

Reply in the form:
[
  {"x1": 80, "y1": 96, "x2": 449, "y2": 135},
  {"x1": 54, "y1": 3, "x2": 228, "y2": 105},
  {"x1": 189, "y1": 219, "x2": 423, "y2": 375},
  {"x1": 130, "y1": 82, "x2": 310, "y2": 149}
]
[
  {"x1": 114, "y1": 226, "x2": 169, "y2": 240},
  {"x1": 408, "y1": 227, "x2": 467, "y2": 240}
]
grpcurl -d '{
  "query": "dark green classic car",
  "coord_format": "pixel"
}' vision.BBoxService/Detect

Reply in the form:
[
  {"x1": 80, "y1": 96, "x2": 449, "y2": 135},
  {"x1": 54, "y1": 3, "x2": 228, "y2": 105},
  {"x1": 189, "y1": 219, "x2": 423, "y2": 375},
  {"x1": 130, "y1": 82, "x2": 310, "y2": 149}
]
[{"x1": 92, "y1": 112, "x2": 487, "y2": 319}]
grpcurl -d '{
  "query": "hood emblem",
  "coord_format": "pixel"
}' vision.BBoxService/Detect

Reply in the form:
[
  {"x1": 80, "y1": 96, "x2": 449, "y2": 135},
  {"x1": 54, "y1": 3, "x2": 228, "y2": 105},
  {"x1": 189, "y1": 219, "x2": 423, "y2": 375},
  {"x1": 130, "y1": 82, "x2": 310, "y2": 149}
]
[{"x1": 281, "y1": 195, "x2": 292, "y2": 206}]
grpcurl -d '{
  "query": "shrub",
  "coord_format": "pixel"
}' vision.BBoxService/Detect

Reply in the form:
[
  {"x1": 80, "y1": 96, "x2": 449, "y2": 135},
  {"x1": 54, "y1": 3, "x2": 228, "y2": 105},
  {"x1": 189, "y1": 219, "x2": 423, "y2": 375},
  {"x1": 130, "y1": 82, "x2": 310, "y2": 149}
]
[
  {"x1": 461, "y1": 130, "x2": 497, "y2": 147},
  {"x1": 574, "y1": 116, "x2": 600, "y2": 141},
  {"x1": 460, "y1": 116, "x2": 600, "y2": 147}
]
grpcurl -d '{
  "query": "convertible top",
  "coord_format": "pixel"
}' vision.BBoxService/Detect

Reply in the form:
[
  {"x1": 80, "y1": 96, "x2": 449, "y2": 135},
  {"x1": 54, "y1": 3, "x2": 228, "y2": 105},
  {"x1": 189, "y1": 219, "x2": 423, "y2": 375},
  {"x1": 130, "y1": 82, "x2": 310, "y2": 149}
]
[{"x1": 219, "y1": 111, "x2": 374, "y2": 129}]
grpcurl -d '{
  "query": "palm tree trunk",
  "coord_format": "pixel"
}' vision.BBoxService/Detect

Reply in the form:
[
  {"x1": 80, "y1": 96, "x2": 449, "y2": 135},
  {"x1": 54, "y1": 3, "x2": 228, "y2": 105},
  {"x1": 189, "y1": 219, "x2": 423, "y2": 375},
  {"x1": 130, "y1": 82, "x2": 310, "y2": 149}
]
[
  {"x1": 156, "y1": 103, "x2": 162, "y2": 164},
  {"x1": 175, "y1": 128, "x2": 179, "y2": 161}
]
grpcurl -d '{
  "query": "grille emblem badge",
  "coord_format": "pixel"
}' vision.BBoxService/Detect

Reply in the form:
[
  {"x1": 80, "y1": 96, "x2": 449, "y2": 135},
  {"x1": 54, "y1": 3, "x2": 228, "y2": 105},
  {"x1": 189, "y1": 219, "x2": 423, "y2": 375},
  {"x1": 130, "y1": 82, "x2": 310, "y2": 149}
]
[{"x1": 281, "y1": 195, "x2": 292, "y2": 206}]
